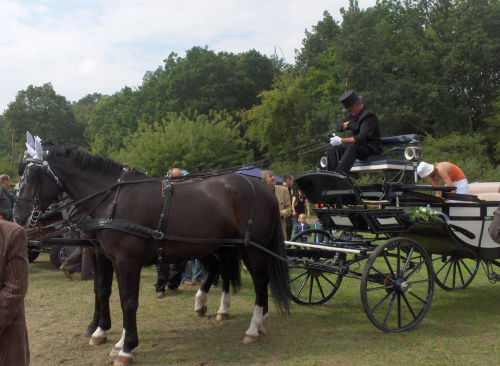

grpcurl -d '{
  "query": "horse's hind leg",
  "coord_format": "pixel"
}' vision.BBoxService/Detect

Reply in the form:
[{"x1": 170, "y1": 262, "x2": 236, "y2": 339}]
[
  {"x1": 216, "y1": 252, "x2": 241, "y2": 321},
  {"x1": 195, "y1": 254, "x2": 219, "y2": 316},
  {"x1": 243, "y1": 254, "x2": 269, "y2": 344},
  {"x1": 89, "y1": 251, "x2": 114, "y2": 345}
]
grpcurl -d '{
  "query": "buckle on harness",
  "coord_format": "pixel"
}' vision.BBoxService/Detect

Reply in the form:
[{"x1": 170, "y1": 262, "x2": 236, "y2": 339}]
[{"x1": 152, "y1": 230, "x2": 164, "y2": 240}]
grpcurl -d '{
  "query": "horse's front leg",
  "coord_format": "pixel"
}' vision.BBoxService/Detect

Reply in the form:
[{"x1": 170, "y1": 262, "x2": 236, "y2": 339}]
[
  {"x1": 111, "y1": 261, "x2": 142, "y2": 366},
  {"x1": 89, "y1": 251, "x2": 115, "y2": 345},
  {"x1": 84, "y1": 248, "x2": 100, "y2": 338}
]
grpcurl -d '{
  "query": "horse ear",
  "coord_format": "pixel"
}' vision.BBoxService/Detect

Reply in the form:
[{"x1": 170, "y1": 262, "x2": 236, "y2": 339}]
[
  {"x1": 26, "y1": 131, "x2": 35, "y2": 149},
  {"x1": 34, "y1": 136, "x2": 43, "y2": 160},
  {"x1": 25, "y1": 142, "x2": 37, "y2": 158}
]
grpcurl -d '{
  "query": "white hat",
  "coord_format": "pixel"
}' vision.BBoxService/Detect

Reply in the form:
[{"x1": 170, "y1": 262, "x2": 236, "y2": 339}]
[{"x1": 417, "y1": 162, "x2": 434, "y2": 178}]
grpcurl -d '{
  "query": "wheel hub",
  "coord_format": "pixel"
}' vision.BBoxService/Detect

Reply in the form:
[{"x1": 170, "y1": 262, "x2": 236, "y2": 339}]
[{"x1": 395, "y1": 278, "x2": 411, "y2": 293}]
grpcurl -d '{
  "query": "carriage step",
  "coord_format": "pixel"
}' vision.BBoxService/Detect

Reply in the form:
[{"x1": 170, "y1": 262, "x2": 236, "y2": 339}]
[{"x1": 487, "y1": 273, "x2": 500, "y2": 282}]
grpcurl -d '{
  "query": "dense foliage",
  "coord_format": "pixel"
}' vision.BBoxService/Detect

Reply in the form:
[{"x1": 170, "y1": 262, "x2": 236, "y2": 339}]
[{"x1": 1, "y1": 0, "x2": 498, "y2": 180}]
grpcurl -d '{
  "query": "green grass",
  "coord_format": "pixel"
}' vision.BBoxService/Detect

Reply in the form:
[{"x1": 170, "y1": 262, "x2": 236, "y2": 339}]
[{"x1": 26, "y1": 253, "x2": 499, "y2": 366}]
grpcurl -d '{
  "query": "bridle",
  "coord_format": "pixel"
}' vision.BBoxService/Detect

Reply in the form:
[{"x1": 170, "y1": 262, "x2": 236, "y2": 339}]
[{"x1": 16, "y1": 156, "x2": 64, "y2": 227}]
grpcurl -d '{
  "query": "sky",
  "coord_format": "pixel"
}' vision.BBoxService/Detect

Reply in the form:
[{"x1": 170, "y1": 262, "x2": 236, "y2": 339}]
[{"x1": 0, "y1": 0, "x2": 377, "y2": 113}]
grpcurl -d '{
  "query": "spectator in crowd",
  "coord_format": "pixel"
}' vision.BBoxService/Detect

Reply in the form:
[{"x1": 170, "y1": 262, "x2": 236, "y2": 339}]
[
  {"x1": 0, "y1": 220, "x2": 30, "y2": 365},
  {"x1": 293, "y1": 213, "x2": 311, "y2": 242},
  {"x1": 0, "y1": 175, "x2": 14, "y2": 221},
  {"x1": 260, "y1": 170, "x2": 292, "y2": 237},
  {"x1": 282, "y1": 173, "x2": 294, "y2": 240},
  {"x1": 59, "y1": 246, "x2": 93, "y2": 280},
  {"x1": 292, "y1": 189, "x2": 310, "y2": 225},
  {"x1": 155, "y1": 168, "x2": 186, "y2": 298},
  {"x1": 182, "y1": 259, "x2": 205, "y2": 286},
  {"x1": 326, "y1": 90, "x2": 383, "y2": 174},
  {"x1": 417, "y1": 161, "x2": 469, "y2": 198}
]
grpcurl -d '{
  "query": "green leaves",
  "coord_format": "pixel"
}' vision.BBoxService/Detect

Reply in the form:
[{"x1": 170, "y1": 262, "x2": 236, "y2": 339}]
[{"x1": 117, "y1": 112, "x2": 250, "y2": 177}]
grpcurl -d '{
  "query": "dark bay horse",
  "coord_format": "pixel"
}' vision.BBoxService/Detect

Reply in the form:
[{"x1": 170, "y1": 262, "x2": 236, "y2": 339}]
[{"x1": 14, "y1": 140, "x2": 290, "y2": 366}]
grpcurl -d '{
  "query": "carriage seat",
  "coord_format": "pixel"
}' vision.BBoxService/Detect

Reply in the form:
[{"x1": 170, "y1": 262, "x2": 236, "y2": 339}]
[
  {"x1": 351, "y1": 134, "x2": 418, "y2": 173},
  {"x1": 468, "y1": 182, "x2": 500, "y2": 201}
]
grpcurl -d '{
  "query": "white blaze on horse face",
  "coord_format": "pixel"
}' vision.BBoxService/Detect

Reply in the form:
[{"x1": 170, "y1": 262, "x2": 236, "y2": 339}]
[
  {"x1": 195, "y1": 290, "x2": 208, "y2": 312},
  {"x1": 246, "y1": 305, "x2": 266, "y2": 337},
  {"x1": 218, "y1": 291, "x2": 230, "y2": 315}
]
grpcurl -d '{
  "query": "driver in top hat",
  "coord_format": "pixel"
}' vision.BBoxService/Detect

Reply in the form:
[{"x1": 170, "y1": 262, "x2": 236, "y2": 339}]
[{"x1": 326, "y1": 90, "x2": 383, "y2": 174}]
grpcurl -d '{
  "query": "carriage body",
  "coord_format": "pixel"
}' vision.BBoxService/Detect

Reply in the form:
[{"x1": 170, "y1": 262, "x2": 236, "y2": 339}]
[{"x1": 287, "y1": 136, "x2": 499, "y2": 331}]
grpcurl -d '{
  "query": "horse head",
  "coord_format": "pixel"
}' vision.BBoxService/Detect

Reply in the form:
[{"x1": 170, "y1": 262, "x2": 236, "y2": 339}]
[{"x1": 14, "y1": 135, "x2": 65, "y2": 226}]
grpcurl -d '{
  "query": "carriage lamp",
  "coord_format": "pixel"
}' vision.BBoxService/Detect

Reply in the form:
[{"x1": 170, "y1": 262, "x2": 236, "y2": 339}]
[
  {"x1": 404, "y1": 139, "x2": 423, "y2": 162},
  {"x1": 320, "y1": 156, "x2": 328, "y2": 169}
]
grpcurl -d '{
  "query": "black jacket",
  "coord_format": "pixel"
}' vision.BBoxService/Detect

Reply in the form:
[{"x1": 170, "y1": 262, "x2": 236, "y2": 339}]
[
  {"x1": 336, "y1": 107, "x2": 383, "y2": 154},
  {"x1": 0, "y1": 187, "x2": 14, "y2": 220}
]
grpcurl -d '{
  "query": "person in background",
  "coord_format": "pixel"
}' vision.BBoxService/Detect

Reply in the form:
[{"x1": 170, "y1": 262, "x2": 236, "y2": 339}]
[
  {"x1": 292, "y1": 189, "x2": 310, "y2": 226},
  {"x1": 181, "y1": 259, "x2": 205, "y2": 286},
  {"x1": 282, "y1": 173, "x2": 294, "y2": 240},
  {"x1": 0, "y1": 175, "x2": 14, "y2": 221},
  {"x1": 326, "y1": 90, "x2": 383, "y2": 174},
  {"x1": 260, "y1": 170, "x2": 292, "y2": 237},
  {"x1": 0, "y1": 220, "x2": 30, "y2": 365},
  {"x1": 155, "y1": 168, "x2": 186, "y2": 298},
  {"x1": 417, "y1": 161, "x2": 469, "y2": 199},
  {"x1": 293, "y1": 213, "x2": 311, "y2": 242}
]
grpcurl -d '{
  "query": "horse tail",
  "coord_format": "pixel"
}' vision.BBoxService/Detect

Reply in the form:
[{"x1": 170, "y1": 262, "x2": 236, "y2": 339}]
[
  {"x1": 268, "y1": 219, "x2": 290, "y2": 315},
  {"x1": 217, "y1": 251, "x2": 241, "y2": 293}
]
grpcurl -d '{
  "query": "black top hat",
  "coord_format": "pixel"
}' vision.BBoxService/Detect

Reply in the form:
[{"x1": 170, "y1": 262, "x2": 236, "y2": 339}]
[{"x1": 339, "y1": 90, "x2": 362, "y2": 112}]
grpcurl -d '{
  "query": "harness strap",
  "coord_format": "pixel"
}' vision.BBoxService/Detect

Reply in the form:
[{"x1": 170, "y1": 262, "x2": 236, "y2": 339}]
[
  {"x1": 69, "y1": 217, "x2": 298, "y2": 266},
  {"x1": 155, "y1": 176, "x2": 173, "y2": 263},
  {"x1": 238, "y1": 174, "x2": 256, "y2": 246},
  {"x1": 107, "y1": 169, "x2": 129, "y2": 220}
]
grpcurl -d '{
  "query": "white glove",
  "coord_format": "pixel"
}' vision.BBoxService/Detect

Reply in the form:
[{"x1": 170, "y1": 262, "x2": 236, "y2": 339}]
[{"x1": 330, "y1": 136, "x2": 342, "y2": 146}]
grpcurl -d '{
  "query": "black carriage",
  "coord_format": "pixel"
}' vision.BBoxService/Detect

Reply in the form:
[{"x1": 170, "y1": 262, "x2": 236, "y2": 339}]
[{"x1": 286, "y1": 135, "x2": 500, "y2": 333}]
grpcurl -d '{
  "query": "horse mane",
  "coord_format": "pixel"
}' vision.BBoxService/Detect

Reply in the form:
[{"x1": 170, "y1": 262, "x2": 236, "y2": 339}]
[{"x1": 43, "y1": 139, "x2": 124, "y2": 174}]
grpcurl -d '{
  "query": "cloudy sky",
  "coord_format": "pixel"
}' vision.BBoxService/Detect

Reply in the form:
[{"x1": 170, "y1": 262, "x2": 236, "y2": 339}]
[{"x1": 0, "y1": 0, "x2": 377, "y2": 113}]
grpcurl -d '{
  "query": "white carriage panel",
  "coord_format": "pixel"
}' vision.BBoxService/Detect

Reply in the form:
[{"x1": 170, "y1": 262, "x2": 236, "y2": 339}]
[
  {"x1": 448, "y1": 219, "x2": 499, "y2": 249},
  {"x1": 448, "y1": 206, "x2": 481, "y2": 217},
  {"x1": 375, "y1": 217, "x2": 399, "y2": 226},
  {"x1": 329, "y1": 215, "x2": 354, "y2": 227}
]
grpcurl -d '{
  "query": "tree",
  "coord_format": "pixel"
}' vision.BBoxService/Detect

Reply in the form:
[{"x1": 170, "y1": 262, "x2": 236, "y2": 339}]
[
  {"x1": 73, "y1": 93, "x2": 102, "y2": 149},
  {"x1": 117, "y1": 111, "x2": 251, "y2": 176},
  {"x1": 3, "y1": 83, "x2": 83, "y2": 146},
  {"x1": 85, "y1": 87, "x2": 141, "y2": 156}
]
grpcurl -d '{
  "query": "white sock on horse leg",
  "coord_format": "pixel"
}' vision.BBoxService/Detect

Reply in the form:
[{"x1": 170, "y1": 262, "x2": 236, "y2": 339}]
[
  {"x1": 218, "y1": 291, "x2": 230, "y2": 314},
  {"x1": 245, "y1": 305, "x2": 264, "y2": 337},
  {"x1": 195, "y1": 290, "x2": 207, "y2": 312}
]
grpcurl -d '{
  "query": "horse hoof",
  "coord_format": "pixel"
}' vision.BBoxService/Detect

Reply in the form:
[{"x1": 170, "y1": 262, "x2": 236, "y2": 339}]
[
  {"x1": 195, "y1": 305, "x2": 207, "y2": 317},
  {"x1": 89, "y1": 335, "x2": 107, "y2": 346},
  {"x1": 109, "y1": 347, "x2": 121, "y2": 357},
  {"x1": 216, "y1": 312, "x2": 229, "y2": 321},
  {"x1": 242, "y1": 335, "x2": 259, "y2": 344},
  {"x1": 114, "y1": 355, "x2": 133, "y2": 366}
]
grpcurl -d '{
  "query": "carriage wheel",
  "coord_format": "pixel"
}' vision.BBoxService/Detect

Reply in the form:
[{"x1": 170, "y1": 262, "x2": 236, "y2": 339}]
[
  {"x1": 360, "y1": 237, "x2": 434, "y2": 332},
  {"x1": 288, "y1": 229, "x2": 344, "y2": 306},
  {"x1": 431, "y1": 255, "x2": 479, "y2": 291}
]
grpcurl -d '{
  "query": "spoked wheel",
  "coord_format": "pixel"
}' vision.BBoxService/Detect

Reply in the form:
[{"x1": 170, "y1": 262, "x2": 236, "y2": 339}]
[
  {"x1": 431, "y1": 254, "x2": 479, "y2": 290},
  {"x1": 288, "y1": 229, "x2": 344, "y2": 305},
  {"x1": 360, "y1": 237, "x2": 434, "y2": 332}
]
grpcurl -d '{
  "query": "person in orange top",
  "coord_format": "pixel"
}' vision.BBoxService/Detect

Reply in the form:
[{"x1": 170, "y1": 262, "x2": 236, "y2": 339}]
[{"x1": 417, "y1": 161, "x2": 469, "y2": 199}]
